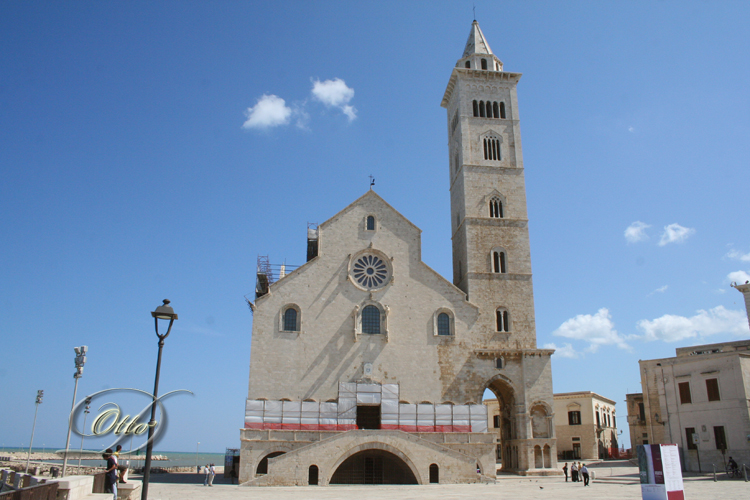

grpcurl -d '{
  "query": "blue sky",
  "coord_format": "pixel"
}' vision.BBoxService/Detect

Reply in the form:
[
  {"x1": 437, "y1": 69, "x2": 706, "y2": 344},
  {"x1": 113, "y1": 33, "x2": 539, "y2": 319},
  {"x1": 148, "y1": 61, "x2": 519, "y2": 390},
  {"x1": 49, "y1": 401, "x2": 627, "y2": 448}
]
[{"x1": 2, "y1": 1, "x2": 749, "y2": 454}]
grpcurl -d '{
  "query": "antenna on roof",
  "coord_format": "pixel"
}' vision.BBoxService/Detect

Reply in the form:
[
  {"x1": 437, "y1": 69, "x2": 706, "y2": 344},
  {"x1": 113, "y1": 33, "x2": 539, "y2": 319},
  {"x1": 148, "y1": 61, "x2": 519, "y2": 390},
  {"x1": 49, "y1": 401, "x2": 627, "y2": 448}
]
[{"x1": 369, "y1": 175, "x2": 375, "y2": 190}]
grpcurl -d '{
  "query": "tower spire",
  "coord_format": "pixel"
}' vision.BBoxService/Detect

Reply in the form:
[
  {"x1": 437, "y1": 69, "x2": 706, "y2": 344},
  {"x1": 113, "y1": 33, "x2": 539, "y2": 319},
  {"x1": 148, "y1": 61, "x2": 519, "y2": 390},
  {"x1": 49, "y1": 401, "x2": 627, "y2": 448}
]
[{"x1": 463, "y1": 20, "x2": 494, "y2": 58}]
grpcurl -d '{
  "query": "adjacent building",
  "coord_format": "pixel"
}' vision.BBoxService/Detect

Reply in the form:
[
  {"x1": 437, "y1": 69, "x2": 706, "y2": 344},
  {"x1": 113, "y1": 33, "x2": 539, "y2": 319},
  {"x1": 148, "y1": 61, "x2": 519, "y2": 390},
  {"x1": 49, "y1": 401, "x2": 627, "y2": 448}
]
[
  {"x1": 625, "y1": 283, "x2": 750, "y2": 471},
  {"x1": 553, "y1": 392, "x2": 618, "y2": 460},
  {"x1": 239, "y1": 21, "x2": 559, "y2": 486}
]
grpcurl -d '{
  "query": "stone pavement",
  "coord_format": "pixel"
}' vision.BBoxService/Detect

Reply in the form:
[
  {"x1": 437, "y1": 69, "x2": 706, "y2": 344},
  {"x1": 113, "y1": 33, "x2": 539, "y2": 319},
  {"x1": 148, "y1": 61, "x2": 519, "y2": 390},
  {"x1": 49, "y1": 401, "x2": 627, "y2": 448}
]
[{"x1": 141, "y1": 472, "x2": 750, "y2": 500}]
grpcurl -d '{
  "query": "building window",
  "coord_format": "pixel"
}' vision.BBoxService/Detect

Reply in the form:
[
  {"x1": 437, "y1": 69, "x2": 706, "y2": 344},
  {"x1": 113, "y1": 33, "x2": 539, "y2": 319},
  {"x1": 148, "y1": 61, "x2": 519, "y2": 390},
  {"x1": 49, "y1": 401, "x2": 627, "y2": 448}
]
[
  {"x1": 366, "y1": 215, "x2": 375, "y2": 231},
  {"x1": 437, "y1": 312, "x2": 451, "y2": 336},
  {"x1": 362, "y1": 305, "x2": 380, "y2": 334},
  {"x1": 489, "y1": 196, "x2": 503, "y2": 218},
  {"x1": 281, "y1": 305, "x2": 300, "y2": 332},
  {"x1": 714, "y1": 426, "x2": 727, "y2": 451},
  {"x1": 483, "y1": 136, "x2": 501, "y2": 161},
  {"x1": 706, "y1": 378, "x2": 721, "y2": 402},
  {"x1": 473, "y1": 100, "x2": 478, "y2": 117},
  {"x1": 685, "y1": 428, "x2": 697, "y2": 450},
  {"x1": 465, "y1": 61, "x2": 471, "y2": 68},
  {"x1": 479, "y1": 101, "x2": 486, "y2": 118},
  {"x1": 496, "y1": 308, "x2": 510, "y2": 332},
  {"x1": 596, "y1": 412, "x2": 601, "y2": 428},
  {"x1": 500, "y1": 102, "x2": 506, "y2": 119},
  {"x1": 678, "y1": 382, "x2": 692, "y2": 404},
  {"x1": 638, "y1": 402, "x2": 645, "y2": 422},
  {"x1": 485, "y1": 101, "x2": 493, "y2": 118},
  {"x1": 493, "y1": 251, "x2": 506, "y2": 273},
  {"x1": 481, "y1": 58, "x2": 487, "y2": 70},
  {"x1": 493, "y1": 101, "x2": 499, "y2": 118},
  {"x1": 568, "y1": 411, "x2": 581, "y2": 425}
]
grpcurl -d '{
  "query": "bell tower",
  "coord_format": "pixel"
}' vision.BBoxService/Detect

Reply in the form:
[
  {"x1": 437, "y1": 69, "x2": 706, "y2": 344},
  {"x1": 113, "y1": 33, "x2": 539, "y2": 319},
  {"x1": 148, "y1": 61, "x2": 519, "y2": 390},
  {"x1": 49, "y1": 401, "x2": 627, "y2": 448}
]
[{"x1": 441, "y1": 21, "x2": 537, "y2": 349}]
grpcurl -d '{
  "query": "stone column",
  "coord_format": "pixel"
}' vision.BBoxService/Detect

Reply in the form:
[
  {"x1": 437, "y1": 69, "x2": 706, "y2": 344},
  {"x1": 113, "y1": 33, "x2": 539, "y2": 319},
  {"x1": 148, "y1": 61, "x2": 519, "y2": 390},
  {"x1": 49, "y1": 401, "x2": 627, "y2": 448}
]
[{"x1": 731, "y1": 282, "x2": 750, "y2": 330}]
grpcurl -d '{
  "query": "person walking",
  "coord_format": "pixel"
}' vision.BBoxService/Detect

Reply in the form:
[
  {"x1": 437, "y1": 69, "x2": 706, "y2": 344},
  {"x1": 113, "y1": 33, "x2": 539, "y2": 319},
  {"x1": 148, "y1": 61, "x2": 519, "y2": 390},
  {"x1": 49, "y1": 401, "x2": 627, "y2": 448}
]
[
  {"x1": 581, "y1": 463, "x2": 589, "y2": 486},
  {"x1": 103, "y1": 449, "x2": 118, "y2": 500},
  {"x1": 208, "y1": 463, "x2": 216, "y2": 486},
  {"x1": 203, "y1": 464, "x2": 210, "y2": 486},
  {"x1": 562, "y1": 462, "x2": 568, "y2": 482}
]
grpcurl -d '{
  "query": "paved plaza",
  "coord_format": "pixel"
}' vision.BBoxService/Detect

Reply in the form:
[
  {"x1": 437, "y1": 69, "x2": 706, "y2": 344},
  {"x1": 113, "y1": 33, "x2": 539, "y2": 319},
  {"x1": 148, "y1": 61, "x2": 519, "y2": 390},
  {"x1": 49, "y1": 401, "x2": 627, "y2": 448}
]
[{"x1": 142, "y1": 472, "x2": 750, "y2": 500}]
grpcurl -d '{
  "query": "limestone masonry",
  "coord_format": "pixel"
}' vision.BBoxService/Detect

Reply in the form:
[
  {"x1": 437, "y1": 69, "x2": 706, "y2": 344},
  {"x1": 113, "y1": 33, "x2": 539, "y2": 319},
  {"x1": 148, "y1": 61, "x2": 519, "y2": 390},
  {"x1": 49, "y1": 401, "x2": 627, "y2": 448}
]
[{"x1": 240, "y1": 21, "x2": 557, "y2": 486}]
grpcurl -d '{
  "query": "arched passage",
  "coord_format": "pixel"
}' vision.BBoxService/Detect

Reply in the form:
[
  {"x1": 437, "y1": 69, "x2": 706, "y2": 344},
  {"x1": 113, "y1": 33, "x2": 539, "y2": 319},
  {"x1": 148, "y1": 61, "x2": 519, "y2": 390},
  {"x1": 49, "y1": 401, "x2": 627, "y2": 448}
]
[
  {"x1": 256, "y1": 451, "x2": 285, "y2": 475},
  {"x1": 485, "y1": 376, "x2": 517, "y2": 472},
  {"x1": 330, "y1": 449, "x2": 418, "y2": 485}
]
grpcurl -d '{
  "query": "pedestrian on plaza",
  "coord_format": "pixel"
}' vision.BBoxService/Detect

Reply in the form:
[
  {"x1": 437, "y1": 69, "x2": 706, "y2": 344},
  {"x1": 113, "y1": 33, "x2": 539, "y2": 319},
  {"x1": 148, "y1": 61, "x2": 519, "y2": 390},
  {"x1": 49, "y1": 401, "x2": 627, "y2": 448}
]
[
  {"x1": 562, "y1": 462, "x2": 568, "y2": 482},
  {"x1": 114, "y1": 445, "x2": 128, "y2": 483},
  {"x1": 571, "y1": 461, "x2": 578, "y2": 482},
  {"x1": 203, "y1": 464, "x2": 210, "y2": 486},
  {"x1": 103, "y1": 449, "x2": 118, "y2": 500},
  {"x1": 208, "y1": 463, "x2": 216, "y2": 486},
  {"x1": 581, "y1": 463, "x2": 589, "y2": 486}
]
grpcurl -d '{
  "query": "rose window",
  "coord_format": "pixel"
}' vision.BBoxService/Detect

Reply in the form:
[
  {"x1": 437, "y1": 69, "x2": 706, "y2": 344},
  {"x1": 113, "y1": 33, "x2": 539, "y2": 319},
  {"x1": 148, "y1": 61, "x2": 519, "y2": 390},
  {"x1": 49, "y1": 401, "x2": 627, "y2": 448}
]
[{"x1": 352, "y1": 254, "x2": 389, "y2": 289}]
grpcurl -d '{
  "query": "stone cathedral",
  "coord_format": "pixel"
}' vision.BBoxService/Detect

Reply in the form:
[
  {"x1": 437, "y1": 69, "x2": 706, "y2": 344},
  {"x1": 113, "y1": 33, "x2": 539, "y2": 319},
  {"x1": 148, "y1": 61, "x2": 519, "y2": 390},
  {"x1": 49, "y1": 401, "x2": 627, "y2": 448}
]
[{"x1": 240, "y1": 21, "x2": 557, "y2": 486}]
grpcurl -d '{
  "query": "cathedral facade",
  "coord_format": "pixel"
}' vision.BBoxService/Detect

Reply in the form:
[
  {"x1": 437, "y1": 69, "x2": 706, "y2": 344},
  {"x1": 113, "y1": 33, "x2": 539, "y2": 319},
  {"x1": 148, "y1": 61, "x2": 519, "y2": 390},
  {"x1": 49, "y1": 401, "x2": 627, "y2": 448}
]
[{"x1": 240, "y1": 21, "x2": 557, "y2": 486}]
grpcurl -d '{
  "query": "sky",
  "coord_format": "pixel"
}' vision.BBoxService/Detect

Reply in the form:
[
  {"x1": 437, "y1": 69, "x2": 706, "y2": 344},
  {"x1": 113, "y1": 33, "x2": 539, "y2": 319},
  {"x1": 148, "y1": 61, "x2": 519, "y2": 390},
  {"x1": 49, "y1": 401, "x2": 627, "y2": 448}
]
[{"x1": 1, "y1": 1, "x2": 749, "y2": 455}]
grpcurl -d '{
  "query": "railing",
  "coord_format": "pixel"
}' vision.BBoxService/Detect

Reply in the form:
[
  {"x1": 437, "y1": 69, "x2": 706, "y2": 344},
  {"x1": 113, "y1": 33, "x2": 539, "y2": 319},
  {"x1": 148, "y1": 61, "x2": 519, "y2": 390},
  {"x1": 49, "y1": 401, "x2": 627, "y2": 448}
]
[{"x1": 0, "y1": 482, "x2": 58, "y2": 500}]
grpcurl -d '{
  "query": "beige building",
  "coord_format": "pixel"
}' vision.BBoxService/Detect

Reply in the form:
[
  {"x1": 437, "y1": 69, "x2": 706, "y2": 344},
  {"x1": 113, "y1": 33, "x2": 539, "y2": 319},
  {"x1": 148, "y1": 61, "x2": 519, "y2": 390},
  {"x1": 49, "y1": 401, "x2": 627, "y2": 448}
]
[
  {"x1": 240, "y1": 21, "x2": 558, "y2": 486},
  {"x1": 552, "y1": 392, "x2": 618, "y2": 460},
  {"x1": 625, "y1": 393, "x2": 648, "y2": 450},
  {"x1": 625, "y1": 282, "x2": 750, "y2": 471}
]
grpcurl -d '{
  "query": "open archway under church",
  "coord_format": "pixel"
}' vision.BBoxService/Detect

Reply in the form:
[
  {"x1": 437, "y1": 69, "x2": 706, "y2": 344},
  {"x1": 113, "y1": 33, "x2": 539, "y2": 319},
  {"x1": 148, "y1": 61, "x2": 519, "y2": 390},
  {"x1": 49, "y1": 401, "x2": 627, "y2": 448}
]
[
  {"x1": 486, "y1": 377, "x2": 518, "y2": 472},
  {"x1": 329, "y1": 450, "x2": 418, "y2": 485}
]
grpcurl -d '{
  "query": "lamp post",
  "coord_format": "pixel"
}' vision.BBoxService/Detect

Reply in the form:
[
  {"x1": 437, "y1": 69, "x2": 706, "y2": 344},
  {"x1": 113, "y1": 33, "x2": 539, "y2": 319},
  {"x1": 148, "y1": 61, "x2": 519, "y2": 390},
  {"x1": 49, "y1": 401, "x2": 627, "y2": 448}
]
[
  {"x1": 62, "y1": 346, "x2": 87, "y2": 477},
  {"x1": 195, "y1": 442, "x2": 200, "y2": 470},
  {"x1": 141, "y1": 299, "x2": 178, "y2": 500},
  {"x1": 77, "y1": 398, "x2": 92, "y2": 471},
  {"x1": 25, "y1": 390, "x2": 43, "y2": 473}
]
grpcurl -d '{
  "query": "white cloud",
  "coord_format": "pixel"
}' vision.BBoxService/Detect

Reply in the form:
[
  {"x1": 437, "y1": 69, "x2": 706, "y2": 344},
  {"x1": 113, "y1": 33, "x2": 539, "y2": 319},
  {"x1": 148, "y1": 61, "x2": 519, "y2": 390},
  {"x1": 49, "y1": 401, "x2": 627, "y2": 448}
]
[
  {"x1": 658, "y1": 223, "x2": 695, "y2": 246},
  {"x1": 543, "y1": 342, "x2": 580, "y2": 359},
  {"x1": 628, "y1": 126, "x2": 635, "y2": 133},
  {"x1": 727, "y1": 249, "x2": 750, "y2": 262},
  {"x1": 311, "y1": 78, "x2": 357, "y2": 121},
  {"x1": 728, "y1": 270, "x2": 750, "y2": 284},
  {"x1": 637, "y1": 306, "x2": 749, "y2": 343},
  {"x1": 552, "y1": 308, "x2": 631, "y2": 352},
  {"x1": 624, "y1": 221, "x2": 650, "y2": 243},
  {"x1": 648, "y1": 285, "x2": 668, "y2": 296},
  {"x1": 242, "y1": 94, "x2": 292, "y2": 129}
]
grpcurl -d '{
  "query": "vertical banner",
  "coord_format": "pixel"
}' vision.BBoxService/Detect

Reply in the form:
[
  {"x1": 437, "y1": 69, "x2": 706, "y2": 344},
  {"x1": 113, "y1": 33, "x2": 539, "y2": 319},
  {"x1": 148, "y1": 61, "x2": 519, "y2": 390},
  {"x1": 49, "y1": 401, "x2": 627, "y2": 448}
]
[{"x1": 638, "y1": 444, "x2": 685, "y2": 500}]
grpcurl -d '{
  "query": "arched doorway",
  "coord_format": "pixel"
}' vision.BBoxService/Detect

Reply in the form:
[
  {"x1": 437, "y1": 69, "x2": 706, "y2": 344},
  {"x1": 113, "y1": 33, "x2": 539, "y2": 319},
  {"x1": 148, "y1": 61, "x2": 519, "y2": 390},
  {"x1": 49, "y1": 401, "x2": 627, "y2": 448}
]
[
  {"x1": 429, "y1": 463, "x2": 439, "y2": 484},
  {"x1": 330, "y1": 450, "x2": 418, "y2": 484},
  {"x1": 309, "y1": 465, "x2": 319, "y2": 485},
  {"x1": 256, "y1": 451, "x2": 285, "y2": 475},
  {"x1": 485, "y1": 377, "x2": 516, "y2": 472}
]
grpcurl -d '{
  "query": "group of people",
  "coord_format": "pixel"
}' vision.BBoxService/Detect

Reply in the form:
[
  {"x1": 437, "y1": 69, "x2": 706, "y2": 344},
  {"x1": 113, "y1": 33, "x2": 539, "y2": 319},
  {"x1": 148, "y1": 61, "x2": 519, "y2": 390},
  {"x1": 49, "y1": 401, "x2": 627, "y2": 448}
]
[
  {"x1": 562, "y1": 461, "x2": 590, "y2": 486},
  {"x1": 102, "y1": 445, "x2": 129, "y2": 500},
  {"x1": 201, "y1": 463, "x2": 216, "y2": 486}
]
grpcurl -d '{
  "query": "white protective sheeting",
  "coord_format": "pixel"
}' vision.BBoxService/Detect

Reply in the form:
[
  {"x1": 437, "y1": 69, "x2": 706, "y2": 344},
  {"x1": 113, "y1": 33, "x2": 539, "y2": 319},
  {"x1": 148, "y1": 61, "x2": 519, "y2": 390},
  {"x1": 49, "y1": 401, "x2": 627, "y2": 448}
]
[
  {"x1": 339, "y1": 382, "x2": 356, "y2": 398},
  {"x1": 245, "y1": 399, "x2": 264, "y2": 416},
  {"x1": 338, "y1": 397, "x2": 356, "y2": 419},
  {"x1": 282, "y1": 401, "x2": 301, "y2": 425},
  {"x1": 301, "y1": 401, "x2": 320, "y2": 427},
  {"x1": 452, "y1": 404, "x2": 470, "y2": 431},
  {"x1": 356, "y1": 383, "x2": 381, "y2": 404},
  {"x1": 381, "y1": 399, "x2": 399, "y2": 428},
  {"x1": 320, "y1": 402, "x2": 338, "y2": 418},
  {"x1": 469, "y1": 404, "x2": 488, "y2": 433},
  {"x1": 417, "y1": 403, "x2": 435, "y2": 430},
  {"x1": 382, "y1": 384, "x2": 399, "y2": 401},
  {"x1": 399, "y1": 403, "x2": 417, "y2": 429},
  {"x1": 264, "y1": 400, "x2": 283, "y2": 424},
  {"x1": 435, "y1": 404, "x2": 453, "y2": 429}
]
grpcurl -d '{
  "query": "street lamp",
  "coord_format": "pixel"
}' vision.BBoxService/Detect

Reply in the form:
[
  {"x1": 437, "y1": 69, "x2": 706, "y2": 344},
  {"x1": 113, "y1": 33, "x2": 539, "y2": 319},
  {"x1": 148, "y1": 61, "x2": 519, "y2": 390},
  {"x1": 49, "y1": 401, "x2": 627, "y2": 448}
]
[
  {"x1": 141, "y1": 299, "x2": 178, "y2": 500},
  {"x1": 62, "y1": 346, "x2": 87, "y2": 476},
  {"x1": 195, "y1": 442, "x2": 200, "y2": 470},
  {"x1": 25, "y1": 390, "x2": 43, "y2": 473},
  {"x1": 77, "y1": 397, "x2": 92, "y2": 471}
]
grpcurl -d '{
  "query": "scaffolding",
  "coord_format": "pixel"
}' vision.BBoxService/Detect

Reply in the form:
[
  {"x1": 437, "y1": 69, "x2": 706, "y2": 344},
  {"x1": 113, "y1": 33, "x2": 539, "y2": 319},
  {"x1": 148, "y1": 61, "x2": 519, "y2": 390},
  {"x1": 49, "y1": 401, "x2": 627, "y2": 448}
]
[
  {"x1": 307, "y1": 222, "x2": 319, "y2": 262},
  {"x1": 255, "y1": 255, "x2": 301, "y2": 299}
]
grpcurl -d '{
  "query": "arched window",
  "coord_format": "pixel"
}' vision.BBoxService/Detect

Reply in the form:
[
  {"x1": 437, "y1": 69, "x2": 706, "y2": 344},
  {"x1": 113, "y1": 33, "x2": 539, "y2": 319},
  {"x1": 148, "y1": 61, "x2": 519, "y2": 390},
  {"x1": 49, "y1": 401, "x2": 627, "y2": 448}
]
[
  {"x1": 465, "y1": 61, "x2": 471, "y2": 68},
  {"x1": 437, "y1": 312, "x2": 451, "y2": 336},
  {"x1": 282, "y1": 305, "x2": 300, "y2": 332},
  {"x1": 472, "y1": 100, "x2": 478, "y2": 117},
  {"x1": 493, "y1": 102, "x2": 499, "y2": 118},
  {"x1": 496, "y1": 308, "x2": 510, "y2": 332},
  {"x1": 486, "y1": 101, "x2": 493, "y2": 118},
  {"x1": 362, "y1": 305, "x2": 380, "y2": 334},
  {"x1": 479, "y1": 101, "x2": 485, "y2": 118},
  {"x1": 500, "y1": 102, "x2": 506, "y2": 119},
  {"x1": 308, "y1": 465, "x2": 319, "y2": 485},
  {"x1": 489, "y1": 196, "x2": 503, "y2": 218},
  {"x1": 481, "y1": 58, "x2": 487, "y2": 70},
  {"x1": 493, "y1": 251, "x2": 506, "y2": 274},
  {"x1": 366, "y1": 215, "x2": 375, "y2": 231},
  {"x1": 483, "y1": 136, "x2": 501, "y2": 161}
]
